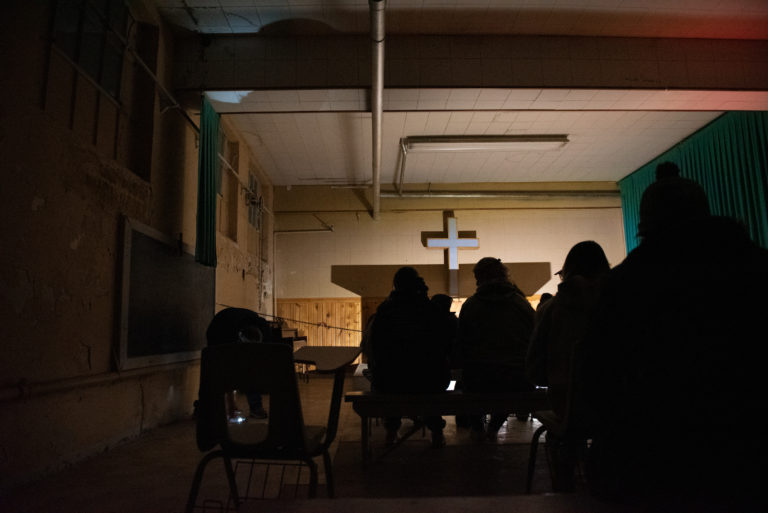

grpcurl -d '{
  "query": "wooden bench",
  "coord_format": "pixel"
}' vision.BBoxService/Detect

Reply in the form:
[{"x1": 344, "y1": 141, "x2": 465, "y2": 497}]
[{"x1": 344, "y1": 389, "x2": 550, "y2": 464}]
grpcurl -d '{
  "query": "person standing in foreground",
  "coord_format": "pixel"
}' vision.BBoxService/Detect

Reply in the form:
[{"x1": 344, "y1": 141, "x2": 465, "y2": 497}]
[{"x1": 579, "y1": 170, "x2": 768, "y2": 509}]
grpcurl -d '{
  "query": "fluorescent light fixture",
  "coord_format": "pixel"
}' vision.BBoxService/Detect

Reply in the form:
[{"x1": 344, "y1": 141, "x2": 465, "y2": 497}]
[{"x1": 402, "y1": 134, "x2": 569, "y2": 152}]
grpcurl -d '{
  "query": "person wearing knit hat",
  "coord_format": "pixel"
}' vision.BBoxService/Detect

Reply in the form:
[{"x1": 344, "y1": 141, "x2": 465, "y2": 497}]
[
  {"x1": 654, "y1": 160, "x2": 680, "y2": 180},
  {"x1": 637, "y1": 175, "x2": 710, "y2": 240},
  {"x1": 578, "y1": 173, "x2": 768, "y2": 506}
]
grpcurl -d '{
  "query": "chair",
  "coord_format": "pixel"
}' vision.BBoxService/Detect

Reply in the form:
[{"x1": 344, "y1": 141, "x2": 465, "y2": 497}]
[
  {"x1": 185, "y1": 342, "x2": 339, "y2": 512},
  {"x1": 525, "y1": 343, "x2": 589, "y2": 494}
]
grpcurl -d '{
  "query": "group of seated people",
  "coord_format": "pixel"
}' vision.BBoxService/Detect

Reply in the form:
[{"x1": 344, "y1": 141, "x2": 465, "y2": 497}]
[
  {"x1": 204, "y1": 162, "x2": 766, "y2": 507},
  {"x1": 362, "y1": 162, "x2": 768, "y2": 508},
  {"x1": 361, "y1": 258, "x2": 539, "y2": 449},
  {"x1": 361, "y1": 256, "x2": 538, "y2": 450}
]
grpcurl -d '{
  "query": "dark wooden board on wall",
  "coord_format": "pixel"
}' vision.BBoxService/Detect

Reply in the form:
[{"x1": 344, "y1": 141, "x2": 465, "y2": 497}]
[{"x1": 118, "y1": 217, "x2": 214, "y2": 370}]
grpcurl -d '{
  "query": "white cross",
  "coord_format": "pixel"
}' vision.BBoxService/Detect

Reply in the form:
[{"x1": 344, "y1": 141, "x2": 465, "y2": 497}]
[{"x1": 426, "y1": 217, "x2": 479, "y2": 270}]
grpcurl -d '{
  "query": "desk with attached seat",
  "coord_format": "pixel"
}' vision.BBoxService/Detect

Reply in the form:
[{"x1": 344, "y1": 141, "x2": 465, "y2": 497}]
[
  {"x1": 186, "y1": 344, "x2": 360, "y2": 512},
  {"x1": 293, "y1": 346, "x2": 362, "y2": 469}
]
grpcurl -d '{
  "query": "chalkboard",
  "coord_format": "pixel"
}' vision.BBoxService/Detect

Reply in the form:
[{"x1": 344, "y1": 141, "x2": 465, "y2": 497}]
[{"x1": 118, "y1": 216, "x2": 214, "y2": 370}]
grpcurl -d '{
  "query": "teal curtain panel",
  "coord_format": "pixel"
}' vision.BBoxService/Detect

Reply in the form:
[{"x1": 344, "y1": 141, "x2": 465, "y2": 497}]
[
  {"x1": 620, "y1": 111, "x2": 768, "y2": 252},
  {"x1": 195, "y1": 96, "x2": 220, "y2": 267}
]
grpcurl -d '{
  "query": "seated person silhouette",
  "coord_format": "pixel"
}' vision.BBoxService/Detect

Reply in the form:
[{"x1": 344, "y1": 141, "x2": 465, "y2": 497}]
[
  {"x1": 369, "y1": 267, "x2": 451, "y2": 448},
  {"x1": 205, "y1": 307, "x2": 272, "y2": 420},
  {"x1": 459, "y1": 257, "x2": 536, "y2": 441},
  {"x1": 431, "y1": 293, "x2": 469, "y2": 428},
  {"x1": 526, "y1": 240, "x2": 610, "y2": 491},
  {"x1": 528, "y1": 240, "x2": 610, "y2": 419},
  {"x1": 536, "y1": 292, "x2": 553, "y2": 311},
  {"x1": 579, "y1": 164, "x2": 768, "y2": 508}
]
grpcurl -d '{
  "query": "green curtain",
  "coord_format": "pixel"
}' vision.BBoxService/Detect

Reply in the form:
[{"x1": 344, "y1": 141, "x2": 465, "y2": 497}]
[
  {"x1": 619, "y1": 111, "x2": 768, "y2": 252},
  {"x1": 195, "y1": 97, "x2": 219, "y2": 267}
]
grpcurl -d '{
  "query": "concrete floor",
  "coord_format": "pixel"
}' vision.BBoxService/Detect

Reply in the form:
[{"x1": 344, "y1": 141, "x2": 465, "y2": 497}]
[{"x1": 1, "y1": 372, "x2": 565, "y2": 513}]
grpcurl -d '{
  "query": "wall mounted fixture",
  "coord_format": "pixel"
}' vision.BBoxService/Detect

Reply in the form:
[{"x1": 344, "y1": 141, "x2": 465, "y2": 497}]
[{"x1": 244, "y1": 191, "x2": 259, "y2": 206}]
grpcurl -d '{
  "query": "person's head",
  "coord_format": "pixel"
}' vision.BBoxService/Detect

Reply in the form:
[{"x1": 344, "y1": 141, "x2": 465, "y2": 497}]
[
  {"x1": 638, "y1": 176, "x2": 710, "y2": 240},
  {"x1": 473, "y1": 257, "x2": 509, "y2": 286},
  {"x1": 393, "y1": 266, "x2": 427, "y2": 295},
  {"x1": 655, "y1": 161, "x2": 680, "y2": 181},
  {"x1": 555, "y1": 240, "x2": 610, "y2": 281},
  {"x1": 539, "y1": 292, "x2": 553, "y2": 305},
  {"x1": 431, "y1": 293, "x2": 453, "y2": 312}
]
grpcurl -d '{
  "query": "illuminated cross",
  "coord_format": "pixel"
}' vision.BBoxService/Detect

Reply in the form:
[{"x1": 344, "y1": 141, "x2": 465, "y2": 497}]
[
  {"x1": 427, "y1": 217, "x2": 479, "y2": 269},
  {"x1": 426, "y1": 216, "x2": 479, "y2": 296}
]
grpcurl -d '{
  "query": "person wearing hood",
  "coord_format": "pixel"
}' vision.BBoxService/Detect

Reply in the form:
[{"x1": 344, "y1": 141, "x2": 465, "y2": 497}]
[
  {"x1": 458, "y1": 257, "x2": 535, "y2": 440},
  {"x1": 369, "y1": 266, "x2": 452, "y2": 448}
]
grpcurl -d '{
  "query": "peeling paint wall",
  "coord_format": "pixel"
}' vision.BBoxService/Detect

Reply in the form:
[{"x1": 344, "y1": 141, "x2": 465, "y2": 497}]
[
  {"x1": 214, "y1": 117, "x2": 275, "y2": 318},
  {"x1": 0, "y1": 1, "x2": 272, "y2": 490}
]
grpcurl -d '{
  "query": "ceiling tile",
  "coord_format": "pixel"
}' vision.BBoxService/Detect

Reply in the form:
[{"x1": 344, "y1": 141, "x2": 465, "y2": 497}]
[{"x1": 203, "y1": 1, "x2": 761, "y2": 186}]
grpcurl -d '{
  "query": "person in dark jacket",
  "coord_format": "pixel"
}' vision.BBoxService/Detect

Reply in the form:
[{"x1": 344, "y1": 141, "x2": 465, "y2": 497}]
[
  {"x1": 527, "y1": 240, "x2": 610, "y2": 418},
  {"x1": 370, "y1": 267, "x2": 451, "y2": 448},
  {"x1": 526, "y1": 240, "x2": 610, "y2": 491},
  {"x1": 459, "y1": 257, "x2": 536, "y2": 440},
  {"x1": 579, "y1": 173, "x2": 768, "y2": 509}
]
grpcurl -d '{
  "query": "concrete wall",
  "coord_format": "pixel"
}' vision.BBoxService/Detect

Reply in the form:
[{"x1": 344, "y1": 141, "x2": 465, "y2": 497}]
[
  {"x1": 214, "y1": 117, "x2": 275, "y2": 316},
  {"x1": 0, "y1": 1, "x2": 272, "y2": 490}
]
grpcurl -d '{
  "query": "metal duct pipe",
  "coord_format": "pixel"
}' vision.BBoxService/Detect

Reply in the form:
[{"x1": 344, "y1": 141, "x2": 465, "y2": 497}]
[
  {"x1": 273, "y1": 229, "x2": 334, "y2": 234},
  {"x1": 397, "y1": 138, "x2": 408, "y2": 196},
  {"x1": 380, "y1": 190, "x2": 620, "y2": 200},
  {"x1": 370, "y1": 0, "x2": 385, "y2": 220}
]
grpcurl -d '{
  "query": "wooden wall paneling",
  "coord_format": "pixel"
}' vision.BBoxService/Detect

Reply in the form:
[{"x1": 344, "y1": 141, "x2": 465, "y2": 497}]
[{"x1": 276, "y1": 298, "x2": 364, "y2": 348}]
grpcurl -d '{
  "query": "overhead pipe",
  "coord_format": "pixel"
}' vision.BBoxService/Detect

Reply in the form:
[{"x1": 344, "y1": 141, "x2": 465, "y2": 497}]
[
  {"x1": 273, "y1": 229, "x2": 334, "y2": 234},
  {"x1": 397, "y1": 138, "x2": 408, "y2": 196},
  {"x1": 380, "y1": 190, "x2": 620, "y2": 200},
  {"x1": 369, "y1": 0, "x2": 385, "y2": 220}
]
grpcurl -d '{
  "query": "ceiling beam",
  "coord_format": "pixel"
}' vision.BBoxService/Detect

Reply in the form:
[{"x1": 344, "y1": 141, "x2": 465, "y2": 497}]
[{"x1": 173, "y1": 35, "x2": 768, "y2": 93}]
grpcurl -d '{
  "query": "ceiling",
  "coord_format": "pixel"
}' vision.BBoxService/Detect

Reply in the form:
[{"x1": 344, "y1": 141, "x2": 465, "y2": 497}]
[
  {"x1": 155, "y1": 1, "x2": 768, "y2": 39},
  {"x1": 154, "y1": 0, "x2": 768, "y2": 188}
]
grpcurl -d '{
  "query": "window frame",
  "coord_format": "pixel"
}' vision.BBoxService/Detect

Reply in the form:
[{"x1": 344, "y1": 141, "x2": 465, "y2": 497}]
[{"x1": 51, "y1": 0, "x2": 131, "y2": 102}]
